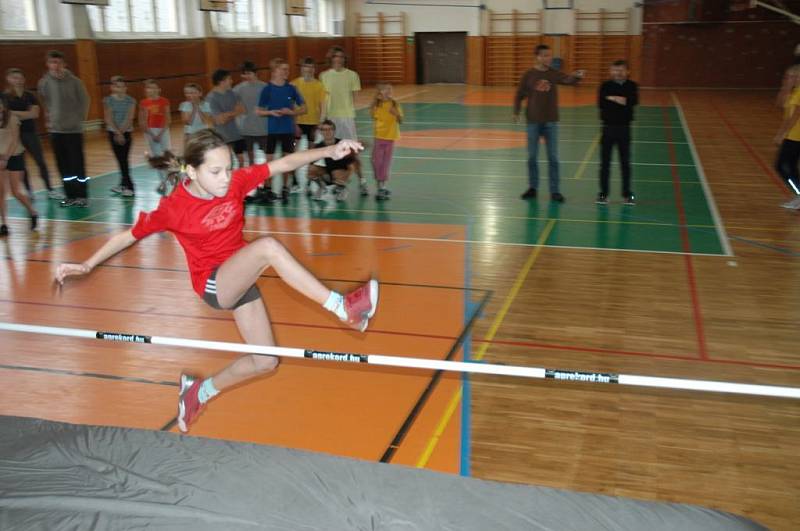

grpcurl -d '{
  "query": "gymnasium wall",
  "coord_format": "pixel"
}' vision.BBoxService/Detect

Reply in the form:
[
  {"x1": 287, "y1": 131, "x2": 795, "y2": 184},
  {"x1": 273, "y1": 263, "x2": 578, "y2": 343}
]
[
  {"x1": 642, "y1": 0, "x2": 800, "y2": 87},
  {"x1": 346, "y1": 0, "x2": 642, "y2": 36},
  {"x1": 347, "y1": 0, "x2": 642, "y2": 86},
  {"x1": 0, "y1": 36, "x2": 352, "y2": 124}
]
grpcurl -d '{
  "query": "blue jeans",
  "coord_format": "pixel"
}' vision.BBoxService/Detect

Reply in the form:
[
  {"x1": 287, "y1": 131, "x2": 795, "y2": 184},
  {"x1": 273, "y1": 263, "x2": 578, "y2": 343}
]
[{"x1": 526, "y1": 122, "x2": 560, "y2": 193}]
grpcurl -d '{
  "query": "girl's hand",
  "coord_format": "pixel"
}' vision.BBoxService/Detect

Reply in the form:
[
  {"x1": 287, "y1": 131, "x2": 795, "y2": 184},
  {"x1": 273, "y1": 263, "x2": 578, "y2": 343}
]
[
  {"x1": 55, "y1": 262, "x2": 91, "y2": 285},
  {"x1": 328, "y1": 140, "x2": 363, "y2": 160}
]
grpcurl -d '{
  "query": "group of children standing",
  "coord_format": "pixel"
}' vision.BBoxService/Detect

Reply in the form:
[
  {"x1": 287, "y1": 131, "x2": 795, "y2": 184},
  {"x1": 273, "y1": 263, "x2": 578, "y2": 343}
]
[{"x1": 100, "y1": 46, "x2": 403, "y2": 204}]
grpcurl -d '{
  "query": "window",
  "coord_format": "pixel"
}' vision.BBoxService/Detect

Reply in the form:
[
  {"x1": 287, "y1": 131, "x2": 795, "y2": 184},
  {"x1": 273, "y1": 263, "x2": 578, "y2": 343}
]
[
  {"x1": 0, "y1": 0, "x2": 38, "y2": 33},
  {"x1": 87, "y1": 0, "x2": 178, "y2": 35},
  {"x1": 215, "y1": 0, "x2": 269, "y2": 34},
  {"x1": 293, "y1": 0, "x2": 330, "y2": 34}
]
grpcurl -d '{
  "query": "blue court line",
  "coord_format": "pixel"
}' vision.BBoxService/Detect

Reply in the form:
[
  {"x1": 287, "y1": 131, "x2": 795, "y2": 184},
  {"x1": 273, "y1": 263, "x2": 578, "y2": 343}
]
[
  {"x1": 728, "y1": 235, "x2": 800, "y2": 257},
  {"x1": 460, "y1": 218, "x2": 474, "y2": 477}
]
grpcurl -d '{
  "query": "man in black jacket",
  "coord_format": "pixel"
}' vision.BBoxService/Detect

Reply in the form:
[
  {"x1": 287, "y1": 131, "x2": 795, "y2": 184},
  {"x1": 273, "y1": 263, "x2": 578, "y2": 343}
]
[{"x1": 597, "y1": 60, "x2": 638, "y2": 205}]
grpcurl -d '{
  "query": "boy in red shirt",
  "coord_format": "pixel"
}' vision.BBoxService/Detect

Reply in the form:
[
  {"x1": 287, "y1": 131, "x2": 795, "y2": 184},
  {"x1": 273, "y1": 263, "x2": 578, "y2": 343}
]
[{"x1": 55, "y1": 129, "x2": 378, "y2": 433}]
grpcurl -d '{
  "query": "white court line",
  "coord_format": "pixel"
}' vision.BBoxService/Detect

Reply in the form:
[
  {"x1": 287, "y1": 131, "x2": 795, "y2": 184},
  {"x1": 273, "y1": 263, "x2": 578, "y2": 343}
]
[
  {"x1": 5, "y1": 216, "x2": 725, "y2": 257},
  {"x1": 392, "y1": 155, "x2": 694, "y2": 167},
  {"x1": 358, "y1": 133, "x2": 687, "y2": 145},
  {"x1": 369, "y1": 170, "x2": 698, "y2": 184},
  {"x1": 356, "y1": 119, "x2": 679, "y2": 129},
  {"x1": 275, "y1": 205, "x2": 714, "y2": 228},
  {"x1": 671, "y1": 92, "x2": 734, "y2": 257}
]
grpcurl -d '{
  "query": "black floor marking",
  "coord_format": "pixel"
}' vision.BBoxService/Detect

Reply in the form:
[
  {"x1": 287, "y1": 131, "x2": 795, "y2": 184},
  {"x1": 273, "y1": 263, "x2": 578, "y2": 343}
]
[{"x1": 379, "y1": 289, "x2": 490, "y2": 463}]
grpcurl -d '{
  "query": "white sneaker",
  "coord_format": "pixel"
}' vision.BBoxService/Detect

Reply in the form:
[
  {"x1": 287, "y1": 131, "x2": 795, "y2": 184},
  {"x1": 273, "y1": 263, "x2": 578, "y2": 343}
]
[
  {"x1": 289, "y1": 185, "x2": 302, "y2": 194},
  {"x1": 335, "y1": 187, "x2": 349, "y2": 202},
  {"x1": 121, "y1": 188, "x2": 135, "y2": 197},
  {"x1": 110, "y1": 185, "x2": 123, "y2": 195},
  {"x1": 47, "y1": 190, "x2": 65, "y2": 200},
  {"x1": 780, "y1": 196, "x2": 800, "y2": 210}
]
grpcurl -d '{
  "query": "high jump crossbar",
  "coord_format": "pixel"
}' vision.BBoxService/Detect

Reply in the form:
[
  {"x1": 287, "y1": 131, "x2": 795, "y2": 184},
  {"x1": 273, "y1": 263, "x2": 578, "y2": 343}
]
[{"x1": 0, "y1": 322, "x2": 798, "y2": 400}]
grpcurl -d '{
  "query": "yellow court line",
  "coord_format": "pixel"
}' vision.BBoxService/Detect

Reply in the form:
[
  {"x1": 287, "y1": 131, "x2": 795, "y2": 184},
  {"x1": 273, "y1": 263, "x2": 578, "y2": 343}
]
[
  {"x1": 415, "y1": 219, "x2": 556, "y2": 468},
  {"x1": 572, "y1": 133, "x2": 601, "y2": 180}
]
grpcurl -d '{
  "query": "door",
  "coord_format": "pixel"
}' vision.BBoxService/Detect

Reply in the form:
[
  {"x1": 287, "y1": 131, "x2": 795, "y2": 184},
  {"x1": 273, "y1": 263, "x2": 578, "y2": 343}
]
[{"x1": 416, "y1": 32, "x2": 466, "y2": 84}]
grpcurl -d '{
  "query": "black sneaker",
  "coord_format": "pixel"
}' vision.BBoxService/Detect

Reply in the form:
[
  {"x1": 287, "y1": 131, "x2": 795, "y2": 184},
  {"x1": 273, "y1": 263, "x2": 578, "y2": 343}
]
[
  {"x1": 281, "y1": 188, "x2": 289, "y2": 204},
  {"x1": 75, "y1": 199, "x2": 89, "y2": 208},
  {"x1": 30, "y1": 214, "x2": 38, "y2": 231},
  {"x1": 0, "y1": 224, "x2": 8, "y2": 237},
  {"x1": 59, "y1": 198, "x2": 76, "y2": 208},
  {"x1": 623, "y1": 194, "x2": 636, "y2": 206},
  {"x1": 520, "y1": 188, "x2": 537, "y2": 199},
  {"x1": 255, "y1": 189, "x2": 275, "y2": 205},
  {"x1": 595, "y1": 193, "x2": 608, "y2": 205},
  {"x1": 551, "y1": 192, "x2": 565, "y2": 203}
]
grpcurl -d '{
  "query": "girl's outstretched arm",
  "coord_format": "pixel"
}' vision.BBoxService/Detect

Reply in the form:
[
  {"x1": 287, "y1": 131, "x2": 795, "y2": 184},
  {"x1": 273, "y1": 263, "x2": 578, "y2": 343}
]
[
  {"x1": 268, "y1": 140, "x2": 363, "y2": 175},
  {"x1": 55, "y1": 229, "x2": 138, "y2": 284}
]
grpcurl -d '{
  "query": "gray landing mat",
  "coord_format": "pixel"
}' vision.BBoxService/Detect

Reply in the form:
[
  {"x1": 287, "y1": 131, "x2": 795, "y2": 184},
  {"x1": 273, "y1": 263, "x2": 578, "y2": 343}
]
[{"x1": 0, "y1": 415, "x2": 767, "y2": 531}]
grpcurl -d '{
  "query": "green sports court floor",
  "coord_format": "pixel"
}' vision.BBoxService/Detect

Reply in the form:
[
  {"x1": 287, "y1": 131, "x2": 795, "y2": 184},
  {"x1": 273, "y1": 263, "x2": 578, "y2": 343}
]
[{"x1": 6, "y1": 103, "x2": 730, "y2": 257}]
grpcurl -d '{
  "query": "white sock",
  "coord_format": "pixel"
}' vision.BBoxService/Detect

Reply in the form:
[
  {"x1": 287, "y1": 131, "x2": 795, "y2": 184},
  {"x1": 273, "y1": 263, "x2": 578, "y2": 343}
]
[
  {"x1": 197, "y1": 378, "x2": 219, "y2": 404},
  {"x1": 323, "y1": 291, "x2": 347, "y2": 321}
]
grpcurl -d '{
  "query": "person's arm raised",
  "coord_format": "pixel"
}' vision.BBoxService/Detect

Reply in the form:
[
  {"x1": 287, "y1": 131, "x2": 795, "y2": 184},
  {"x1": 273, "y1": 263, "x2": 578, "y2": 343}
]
[
  {"x1": 55, "y1": 229, "x2": 138, "y2": 284},
  {"x1": 268, "y1": 140, "x2": 363, "y2": 175}
]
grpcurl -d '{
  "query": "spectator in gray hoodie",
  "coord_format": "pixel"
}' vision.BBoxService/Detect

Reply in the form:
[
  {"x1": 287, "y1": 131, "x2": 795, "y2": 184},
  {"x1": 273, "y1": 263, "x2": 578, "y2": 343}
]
[{"x1": 38, "y1": 50, "x2": 90, "y2": 207}]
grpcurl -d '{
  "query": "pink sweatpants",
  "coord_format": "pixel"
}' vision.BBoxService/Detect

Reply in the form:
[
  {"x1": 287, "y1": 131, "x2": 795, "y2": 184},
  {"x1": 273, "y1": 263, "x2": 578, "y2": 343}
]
[{"x1": 371, "y1": 138, "x2": 395, "y2": 182}]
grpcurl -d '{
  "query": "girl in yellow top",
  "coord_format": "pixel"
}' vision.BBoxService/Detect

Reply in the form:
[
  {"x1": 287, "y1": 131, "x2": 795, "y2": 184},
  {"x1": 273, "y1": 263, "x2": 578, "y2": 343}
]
[
  {"x1": 370, "y1": 83, "x2": 403, "y2": 200},
  {"x1": 774, "y1": 85, "x2": 800, "y2": 209}
]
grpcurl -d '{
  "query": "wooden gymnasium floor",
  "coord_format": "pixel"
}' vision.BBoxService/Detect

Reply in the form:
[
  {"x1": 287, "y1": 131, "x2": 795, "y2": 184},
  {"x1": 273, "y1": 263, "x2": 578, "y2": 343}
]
[{"x1": 1, "y1": 86, "x2": 798, "y2": 530}]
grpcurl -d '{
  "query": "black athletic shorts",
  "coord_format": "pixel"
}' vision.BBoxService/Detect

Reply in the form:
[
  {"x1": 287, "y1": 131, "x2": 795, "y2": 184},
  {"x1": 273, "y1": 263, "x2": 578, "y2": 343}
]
[
  {"x1": 297, "y1": 124, "x2": 317, "y2": 143},
  {"x1": 201, "y1": 267, "x2": 261, "y2": 310},
  {"x1": 266, "y1": 133, "x2": 295, "y2": 155},
  {"x1": 243, "y1": 135, "x2": 269, "y2": 153},
  {"x1": 6, "y1": 154, "x2": 25, "y2": 172},
  {"x1": 228, "y1": 139, "x2": 246, "y2": 155}
]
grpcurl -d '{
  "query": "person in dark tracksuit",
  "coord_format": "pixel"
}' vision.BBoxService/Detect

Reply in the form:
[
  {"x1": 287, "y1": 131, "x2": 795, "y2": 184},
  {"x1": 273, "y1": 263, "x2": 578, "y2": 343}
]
[
  {"x1": 597, "y1": 60, "x2": 638, "y2": 205},
  {"x1": 37, "y1": 50, "x2": 90, "y2": 208}
]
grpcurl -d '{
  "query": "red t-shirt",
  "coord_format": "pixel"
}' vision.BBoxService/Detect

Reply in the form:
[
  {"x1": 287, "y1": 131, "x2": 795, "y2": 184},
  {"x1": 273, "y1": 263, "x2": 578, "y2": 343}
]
[
  {"x1": 131, "y1": 164, "x2": 270, "y2": 297},
  {"x1": 140, "y1": 96, "x2": 170, "y2": 129}
]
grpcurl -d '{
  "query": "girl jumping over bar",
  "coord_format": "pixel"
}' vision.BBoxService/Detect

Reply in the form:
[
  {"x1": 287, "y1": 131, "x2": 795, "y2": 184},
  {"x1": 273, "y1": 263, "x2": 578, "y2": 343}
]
[{"x1": 55, "y1": 129, "x2": 378, "y2": 433}]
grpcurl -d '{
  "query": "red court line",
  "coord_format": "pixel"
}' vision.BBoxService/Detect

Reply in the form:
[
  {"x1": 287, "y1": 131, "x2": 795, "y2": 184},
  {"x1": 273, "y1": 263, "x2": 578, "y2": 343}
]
[
  {"x1": 3, "y1": 299, "x2": 799, "y2": 372},
  {"x1": 473, "y1": 337, "x2": 800, "y2": 371},
  {"x1": 663, "y1": 107, "x2": 709, "y2": 360},
  {"x1": 711, "y1": 100, "x2": 790, "y2": 197}
]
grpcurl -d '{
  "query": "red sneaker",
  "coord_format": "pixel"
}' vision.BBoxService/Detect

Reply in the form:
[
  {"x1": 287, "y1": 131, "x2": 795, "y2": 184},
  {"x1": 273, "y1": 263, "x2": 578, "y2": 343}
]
[
  {"x1": 177, "y1": 374, "x2": 205, "y2": 433},
  {"x1": 343, "y1": 278, "x2": 379, "y2": 332}
]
